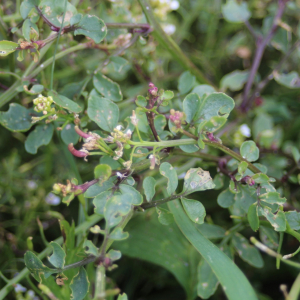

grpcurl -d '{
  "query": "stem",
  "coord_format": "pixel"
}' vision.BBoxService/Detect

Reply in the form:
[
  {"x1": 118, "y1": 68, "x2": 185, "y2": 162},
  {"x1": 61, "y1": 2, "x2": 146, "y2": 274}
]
[
  {"x1": 250, "y1": 237, "x2": 300, "y2": 269},
  {"x1": 106, "y1": 23, "x2": 150, "y2": 30},
  {"x1": 141, "y1": 193, "x2": 183, "y2": 209},
  {"x1": 94, "y1": 265, "x2": 106, "y2": 300},
  {"x1": 289, "y1": 273, "x2": 300, "y2": 300},
  {"x1": 137, "y1": 0, "x2": 214, "y2": 87},
  {"x1": 240, "y1": 0, "x2": 288, "y2": 111},
  {"x1": 277, "y1": 232, "x2": 284, "y2": 269},
  {"x1": 62, "y1": 255, "x2": 96, "y2": 271},
  {"x1": 0, "y1": 214, "x2": 102, "y2": 300},
  {"x1": 251, "y1": 39, "x2": 300, "y2": 102},
  {"x1": 49, "y1": 0, "x2": 67, "y2": 90}
]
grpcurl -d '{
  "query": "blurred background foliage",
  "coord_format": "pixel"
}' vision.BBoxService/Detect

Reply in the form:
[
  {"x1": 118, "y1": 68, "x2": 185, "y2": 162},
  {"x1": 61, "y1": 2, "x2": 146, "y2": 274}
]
[{"x1": 1, "y1": 0, "x2": 300, "y2": 299}]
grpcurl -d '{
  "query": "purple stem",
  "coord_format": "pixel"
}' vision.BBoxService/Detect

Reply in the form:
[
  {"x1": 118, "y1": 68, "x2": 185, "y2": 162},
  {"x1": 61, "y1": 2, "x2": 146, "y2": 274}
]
[{"x1": 240, "y1": 0, "x2": 288, "y2": 112}]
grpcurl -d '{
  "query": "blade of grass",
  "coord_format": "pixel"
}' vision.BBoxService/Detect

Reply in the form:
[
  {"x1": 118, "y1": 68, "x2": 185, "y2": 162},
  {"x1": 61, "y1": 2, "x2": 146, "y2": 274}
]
[
  {"x1": 168, "y1": 199, "x2": 258, "y2": 300},
  {"x1": 138, "y1": 0, "x2": 215, "y2": 87}
]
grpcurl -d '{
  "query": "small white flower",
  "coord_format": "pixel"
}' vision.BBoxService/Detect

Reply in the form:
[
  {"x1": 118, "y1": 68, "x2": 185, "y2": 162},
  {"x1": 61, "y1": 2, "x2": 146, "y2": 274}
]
[
  {"x1": 130, "y1": 110, "x2": 138, "y2": 126},
  {"x1": 239, "y1": 124, "x2": 251, "y2": 137},
  {"x1": 116, "y1": 125, "x2": 123, "y2": 131},
  {"x1": 170, "y1": 0, "x2": 179, "y2": 10},
  {"x1": 14, "y1": 284, "x2": 27, "y2": 293},
  {"x1": 163, "y1": 24, "x2": 176, "y2": 35},
  {"x1": 45, "y1": 193, "x2": 61, "y2": 205}
]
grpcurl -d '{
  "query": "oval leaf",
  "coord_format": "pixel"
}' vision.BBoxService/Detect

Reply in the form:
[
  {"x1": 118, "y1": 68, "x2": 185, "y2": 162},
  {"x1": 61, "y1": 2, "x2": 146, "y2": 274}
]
[
  {"x1": 240, "y1": 141, "x2": 259, "y2": 162},
  {"x1": 70, "y1": 267, "x2": 89, "y2": 300},
  {"x1": 87, "y1": 95, "x2": 119, "y2": 132},
  {"x1": 159, "y1": 162, "x2": 178, "y2": 196},
  {"x1": 48, "y1": 242, "x2": 66, "y2": 269},
  {"x1": 181, "y1": 198, "x2": 206, "y2": 224}
]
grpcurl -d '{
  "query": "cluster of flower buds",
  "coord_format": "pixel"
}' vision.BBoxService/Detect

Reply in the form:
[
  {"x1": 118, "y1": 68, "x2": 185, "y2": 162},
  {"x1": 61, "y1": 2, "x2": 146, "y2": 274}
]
[
  {"x1": 33, "y1": 94, "x2": 56, "y2": 115},
  {"x1": 150, "y1": 0, "x2": 180, "y2": 20},
  {"x1": 148, "y1": 82, "x2": 158, "y2": 96},
  {"x1": 169, "y1": 109, "x2": 186, "y2": 129},
  {"x1": 107, "y1": 126, "x2": 132, "y2": 144}
]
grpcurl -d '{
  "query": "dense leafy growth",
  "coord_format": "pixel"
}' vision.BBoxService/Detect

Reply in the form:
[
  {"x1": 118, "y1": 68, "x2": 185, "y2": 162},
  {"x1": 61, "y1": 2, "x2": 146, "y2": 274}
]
[{"x1": 1, "y1": 0, "x2": 300, "y2": 300}]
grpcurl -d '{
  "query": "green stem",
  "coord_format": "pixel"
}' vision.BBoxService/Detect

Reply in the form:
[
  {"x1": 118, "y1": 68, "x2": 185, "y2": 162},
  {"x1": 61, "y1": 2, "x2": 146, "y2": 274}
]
[
  {"x1": 250, "y1": 237, "x2": 300, "y2": 269},
  {"x1": 289, "y1": 273, "x2": 300, "y2": 300},
  {"x1": 129, "y1": 138, "x2": 261, "y2": 174},
  {"x1": 0, "y1": 214, "x2": 102, "y2": 300},
  {"x1": 277, "y1": 232, "x2": 284, "y2": 269},
  {"x1": 49, "y1": 0, "x2": 67, "y2": 90},
  {"x1": 285, "y1": 221, "x2": 300, "y2": 242},
  {"x1": 137, "y1": 0, "x2": 214, "y2": 87},
  {"x1": 93, "y1": 265, "x2": 106, "y2": 300}
]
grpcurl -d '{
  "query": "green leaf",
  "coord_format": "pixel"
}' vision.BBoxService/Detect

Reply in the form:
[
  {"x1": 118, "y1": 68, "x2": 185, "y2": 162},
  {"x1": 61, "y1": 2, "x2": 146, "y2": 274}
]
[
  {"x1": 114, "y1": 213, "x2": 197, "y2": 299},
  {"x1": 222, "y1": 0, "x2": 251, "y2": 23},
  {"x1": 104, "y1": 194, "x2": 132, "y2": 228},
  {"x1": 248, "y1": 203, "x2": 259, "y2": 232},
  {"x1": 93, "y1": 191, "x2": 113, "y2": 215},
  {"x1": 168, "y1": 200, "x2": 259, "y2": 300},
  {"x1": 94, "y1": 164, "x2": 112, "y2": 182},
  {"x1": 234, "y1": 186, "x2": 256, "y2": 213},
  {"x1": 22, "y1": 19, "x2": 39, "y2": 41},
  {"x1": 253, "y1": 113, "x2": 273, "y2": 140},
  {"x1": 87, "y1": 95, "x2": 119, "y2": 132},
  {"x1": 161, "y1": 90, "x2": 174, "y2": 101},
  {"x1": 61, "y1": 124, "x2": 79, "y2": 145},
  {"x1": 72, "y1": 14, "x2": 107, "y2": 44},
  {"x1": 291, "y1": 146, "x2": 300, "y2": 163},
  {"x1": 179, "y1": 137, "x2": 199, "y2": 153},
  {"x1": 24, "y1": 251, "x2": 56, "y2": 282},
  {"x1": 110, "y1": 227, "x2": 129, "y2": 240},
  {"x1": 192, "y1": 85, "x2": 216, "y2": 98},
  {"x1": 39, "y1": 0, "x2": 77, "y2": 27},
  {"x1": 93, "y1": 73, "x2": 122, "y2": 102},
  {"x1": 59, "y1": 220, "x2": 75, "y2": 255},
  {"x1": 217, "y1": 188, "x2": 235, "y2": 208},
  {"x1": 259, "y1": 192, "x2": 286, "y2": 205},
  {"x1": 143, "y1": 176, "x2": 156, "y2": 202},
  {"x1": 259, "y1": 206, "x2": 286, "y2": 232},
  {"x1": 197, "y1": 259, "x2": 219, "y2": 299},
  {"x1": 213, "y1": 174, "x2": 224, "y2": 190},
  {"x1": 183, "y1": 93, "x2": 201, "y2": 123},
  {"x1": 194, "y1": 92, "x2": 235, "y2": 125},
  {"x1": 20, "y1": 0, "x2": 39, "y2": 19},
  {"x1": 182, "y1": 168, "x2": 215, "y2": 195},
  {"x1": 181, "y1": 198, "x2": 206, "y2": 224},
  {"x1": 117, "y1": 293, "x2": 128, "y2": 300},
  {"x1": 274, "y1": 71, "x2": 300, "y2": 89},
  {"x1": 196, "y1": 223, "x2": 226, "y2": 240},
  {"x1": 83, "y1": 240, "x2": 98, "y2": 256},
  {"x1": 178, "y1": 71, "x2": 196, "y2": 94},
  {"x1": 110, "y1": 56, "x2": 128, "y2": 72},
  {"x1": 159, "y1": 162, "x2": 178, "y2": 196},
  {"x1": 135, "y1": 95, "x2": 147, "y2": 107},
  {"x1": 238, "y1": 161, "x2": 248, "y2": 175},
  {"x1": 0, "y1": 103, "x2": 34, "y2": 132},
  {"x1": 48, "y1": 91, "x2": 82, "y2": 113},
  {"x1": 84, "y1": 179, "x2": 114, "y2": 198},
  {"x1": 240, "y1": 141, "x2": 259, "y2": 162},
  {"x1": 156, "y1": 207, "x2": 175, "y2": 225},
  {"x1": 0, "y1": 40, "x2": 19, "y2": 56},
  {"x1": 119, "y1": 184, "x2": 143, "y2": 205},
  {"x1": 252, "y1": 173, "x2": 270, "y2": 184},
  {"x1": 24, "y1": 84, "x2": 44, "y2": 95},
  {"x1": 232, "y1": 233, "x2": 264, "y2": 268},
  {"x1": 100, "y1": 155, "x2": 121, "y2": 170},
  {"x1": 259, "y1": 225, "x2": 278, "y2": 249},
  {"x1": 154, "y1": 114, "x2": 166, "y2": 134},
  {"x1": 285, "y1": 211, "x2": 300, "y2": 230},
  {"x1": 221, "y1": 70, "x2": 250, "y2": 91},
  {"x1": 25, "y1": 124, "x2": 54, "y2": 154},
  {"x1": 48, "y1": 242, "x2": 66, "y2": 269},
  {"x1": 70, "y1": 267, "x2": 89, "y2": 300},
  {"x1": 107, "y1": 249, "x2": 122, "y2": 261},
  {"x1": 201, "y1": 116, "x2": 227, "y2": 133}
]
